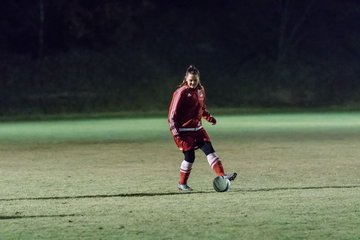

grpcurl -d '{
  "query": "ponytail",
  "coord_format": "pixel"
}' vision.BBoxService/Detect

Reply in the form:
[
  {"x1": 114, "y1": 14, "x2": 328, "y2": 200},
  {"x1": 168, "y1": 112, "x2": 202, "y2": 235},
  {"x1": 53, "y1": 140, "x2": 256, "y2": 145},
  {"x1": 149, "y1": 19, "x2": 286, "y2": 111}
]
[{"x1": 186, "y1": 65, "x2": 200, "y2": 76}]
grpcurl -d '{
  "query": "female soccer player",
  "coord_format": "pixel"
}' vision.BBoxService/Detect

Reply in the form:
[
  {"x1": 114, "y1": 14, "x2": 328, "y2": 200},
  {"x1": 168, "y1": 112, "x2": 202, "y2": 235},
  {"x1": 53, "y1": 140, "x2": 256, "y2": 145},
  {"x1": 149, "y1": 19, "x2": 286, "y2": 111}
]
[{"x1": 168, "y1": 65, "x2": 237, "y2": 191}]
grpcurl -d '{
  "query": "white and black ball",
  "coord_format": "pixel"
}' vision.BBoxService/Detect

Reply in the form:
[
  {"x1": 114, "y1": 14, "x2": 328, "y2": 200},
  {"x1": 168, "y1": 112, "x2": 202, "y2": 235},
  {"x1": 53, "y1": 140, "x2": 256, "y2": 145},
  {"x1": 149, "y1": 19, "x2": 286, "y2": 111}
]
[{"x1": 213, "y1": 176, "x2": 230, "y2": 192}]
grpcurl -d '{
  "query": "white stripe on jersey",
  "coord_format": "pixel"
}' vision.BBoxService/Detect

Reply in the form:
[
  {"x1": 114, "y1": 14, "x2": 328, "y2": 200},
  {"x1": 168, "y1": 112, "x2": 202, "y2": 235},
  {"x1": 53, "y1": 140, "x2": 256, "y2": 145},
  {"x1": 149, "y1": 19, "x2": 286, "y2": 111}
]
[{"x1": 169, "y1": 86, "x2": 186, "y2": 135}]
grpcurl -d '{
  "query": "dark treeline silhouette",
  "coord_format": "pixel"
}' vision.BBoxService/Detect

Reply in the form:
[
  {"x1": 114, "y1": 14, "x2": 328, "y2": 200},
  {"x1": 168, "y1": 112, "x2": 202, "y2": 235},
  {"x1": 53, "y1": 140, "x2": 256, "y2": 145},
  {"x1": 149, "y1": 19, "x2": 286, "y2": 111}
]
[{"x1": 1, "y1": 0, "x2": 359, "y2": 114}]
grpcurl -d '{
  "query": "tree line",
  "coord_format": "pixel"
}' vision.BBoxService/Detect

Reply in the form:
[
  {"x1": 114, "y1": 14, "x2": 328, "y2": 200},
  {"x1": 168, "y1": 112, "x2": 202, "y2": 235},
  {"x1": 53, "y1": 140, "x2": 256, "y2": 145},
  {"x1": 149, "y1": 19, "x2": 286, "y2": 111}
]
[{"x1": 1, "y1": 0, "x2": 359, "y2": 114}]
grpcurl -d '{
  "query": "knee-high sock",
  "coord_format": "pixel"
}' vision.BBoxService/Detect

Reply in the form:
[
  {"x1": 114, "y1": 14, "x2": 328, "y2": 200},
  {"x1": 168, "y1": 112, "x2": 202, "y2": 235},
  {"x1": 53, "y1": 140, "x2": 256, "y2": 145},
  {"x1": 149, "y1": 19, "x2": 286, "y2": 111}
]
[
  {"x1": 207, "y1": 152, "x2": 224, "y2": 176},
  {"x1": 179, "y1": 160, "x2": 193, "y2": 184}
]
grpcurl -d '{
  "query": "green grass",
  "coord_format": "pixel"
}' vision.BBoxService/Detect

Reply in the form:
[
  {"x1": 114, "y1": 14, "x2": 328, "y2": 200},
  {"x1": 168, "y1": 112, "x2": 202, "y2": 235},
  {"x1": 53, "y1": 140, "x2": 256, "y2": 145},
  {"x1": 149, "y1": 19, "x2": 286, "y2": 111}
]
[{"x1": 1, "y1": 112, "x2": 360, "y2": 239}]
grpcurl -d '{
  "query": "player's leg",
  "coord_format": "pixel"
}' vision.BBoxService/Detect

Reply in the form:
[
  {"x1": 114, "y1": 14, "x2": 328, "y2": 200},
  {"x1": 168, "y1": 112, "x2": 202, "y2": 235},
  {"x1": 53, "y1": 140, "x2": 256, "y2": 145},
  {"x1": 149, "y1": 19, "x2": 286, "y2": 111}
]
[
  {"x1": 200, "y1": 141, "x2": 224, "y2": 176},
  {"x1": 174, "y1": 134, "x2": 195, "y2": 191},
  {"x1": 178, "y1": 149, "x2": 195, "y2": 191},
  {"x1": 194, "y1": 129, "x2": 223, "y2": 175},
  {"x1": 200, "y1": 141, "x2": 237, "y2": 181}
]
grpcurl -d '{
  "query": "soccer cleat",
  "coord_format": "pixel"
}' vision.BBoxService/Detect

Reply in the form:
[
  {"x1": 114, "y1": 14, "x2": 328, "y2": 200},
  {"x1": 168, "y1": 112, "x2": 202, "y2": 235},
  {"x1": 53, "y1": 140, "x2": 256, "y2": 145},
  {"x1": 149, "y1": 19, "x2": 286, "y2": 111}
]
[
  {"x1": 223, "y1": 172, "x2": 237, "y2": 181},
  {"x1": 178, "y1": 184, "x2": 193, "y2": 192}
]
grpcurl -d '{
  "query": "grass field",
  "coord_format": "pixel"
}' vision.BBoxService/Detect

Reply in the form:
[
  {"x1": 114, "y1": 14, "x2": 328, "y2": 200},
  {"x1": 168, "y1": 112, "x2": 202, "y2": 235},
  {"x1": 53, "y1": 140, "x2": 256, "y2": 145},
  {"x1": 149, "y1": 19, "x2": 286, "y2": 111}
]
[{"x1": 1, "y1": 112, "x2": 360, "y2": 239}]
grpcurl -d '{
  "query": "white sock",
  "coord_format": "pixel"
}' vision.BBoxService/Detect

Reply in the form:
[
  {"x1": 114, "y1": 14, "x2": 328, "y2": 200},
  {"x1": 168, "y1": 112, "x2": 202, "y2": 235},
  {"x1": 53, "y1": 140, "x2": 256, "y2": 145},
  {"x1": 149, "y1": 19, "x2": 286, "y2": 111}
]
[
  {"x1": 180, "y1": 160, "x2": 193, "y2": 173},
  {"x1": 207, "y1": 152, "x2": 219, "y2": 169}
]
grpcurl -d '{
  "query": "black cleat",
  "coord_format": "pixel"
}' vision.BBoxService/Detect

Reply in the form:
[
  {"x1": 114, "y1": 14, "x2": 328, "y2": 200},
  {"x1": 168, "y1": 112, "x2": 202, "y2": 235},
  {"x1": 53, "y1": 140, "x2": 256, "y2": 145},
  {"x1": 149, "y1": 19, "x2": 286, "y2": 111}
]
[{"x1": 223, "y1": 172, "x2": 237, "y2": 181}]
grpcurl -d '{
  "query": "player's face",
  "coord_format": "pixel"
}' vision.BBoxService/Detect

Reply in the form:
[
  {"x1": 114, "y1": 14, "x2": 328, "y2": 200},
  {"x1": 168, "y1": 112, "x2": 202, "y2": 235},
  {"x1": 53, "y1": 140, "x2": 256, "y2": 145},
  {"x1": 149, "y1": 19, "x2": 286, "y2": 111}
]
[{"x1": 185, "y1": 74, "x2": 199, "y2": 89}]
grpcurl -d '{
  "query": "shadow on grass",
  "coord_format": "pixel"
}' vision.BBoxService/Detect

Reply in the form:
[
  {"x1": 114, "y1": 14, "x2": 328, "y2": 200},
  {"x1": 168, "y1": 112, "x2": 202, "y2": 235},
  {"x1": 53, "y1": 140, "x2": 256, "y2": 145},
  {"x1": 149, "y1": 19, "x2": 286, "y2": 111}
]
[
  {"x1": 1, "y1": 185, "x2": 360, "y2": 202},
  {"x1": 236, "y1": 185, "x2": 360, "y2": 192},
  {"x1": 0, "y1": 214, "x2": 79, "y2": 220}
]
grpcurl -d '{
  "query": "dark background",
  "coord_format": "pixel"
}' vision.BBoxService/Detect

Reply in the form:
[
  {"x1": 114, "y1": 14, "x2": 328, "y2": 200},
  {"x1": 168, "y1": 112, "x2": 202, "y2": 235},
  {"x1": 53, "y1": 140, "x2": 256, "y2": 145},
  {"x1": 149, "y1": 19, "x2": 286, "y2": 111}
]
[{"x1": 1, "y1": 0, "x2": 359, "y2": 115}]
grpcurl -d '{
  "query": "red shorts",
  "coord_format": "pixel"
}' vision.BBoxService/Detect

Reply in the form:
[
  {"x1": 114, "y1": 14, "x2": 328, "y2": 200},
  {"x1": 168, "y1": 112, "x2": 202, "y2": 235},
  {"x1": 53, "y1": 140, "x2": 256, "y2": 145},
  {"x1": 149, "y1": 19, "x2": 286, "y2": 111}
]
[{"x1": 173, "y1": 128, "x2": 211, "y2": 152}]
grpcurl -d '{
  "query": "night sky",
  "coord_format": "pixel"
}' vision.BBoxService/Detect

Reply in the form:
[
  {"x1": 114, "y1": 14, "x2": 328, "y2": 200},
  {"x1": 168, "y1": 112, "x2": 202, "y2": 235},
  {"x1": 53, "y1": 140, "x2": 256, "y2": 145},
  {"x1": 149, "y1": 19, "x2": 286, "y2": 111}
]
[
  {"x1": 1, "y1": 0, "x2": 359, "y2": 113},
  {"x1": 1, "y1": 1, "x2": 357, "y2": 57}
]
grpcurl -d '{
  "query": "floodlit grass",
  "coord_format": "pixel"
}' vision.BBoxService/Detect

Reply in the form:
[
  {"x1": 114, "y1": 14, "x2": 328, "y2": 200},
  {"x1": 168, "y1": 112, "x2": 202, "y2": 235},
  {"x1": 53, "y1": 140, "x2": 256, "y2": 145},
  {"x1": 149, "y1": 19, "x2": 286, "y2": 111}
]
[{"x1": 0, "y1": 112, "x2": 360, "y2": 239}]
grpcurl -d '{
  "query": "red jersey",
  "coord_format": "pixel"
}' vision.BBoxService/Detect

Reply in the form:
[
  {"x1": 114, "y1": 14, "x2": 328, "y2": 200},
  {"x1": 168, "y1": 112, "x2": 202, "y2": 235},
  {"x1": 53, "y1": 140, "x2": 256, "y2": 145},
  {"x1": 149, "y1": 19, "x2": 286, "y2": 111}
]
[{"x1": 168, "y1": 85, "x2": 214, "y2": 136}]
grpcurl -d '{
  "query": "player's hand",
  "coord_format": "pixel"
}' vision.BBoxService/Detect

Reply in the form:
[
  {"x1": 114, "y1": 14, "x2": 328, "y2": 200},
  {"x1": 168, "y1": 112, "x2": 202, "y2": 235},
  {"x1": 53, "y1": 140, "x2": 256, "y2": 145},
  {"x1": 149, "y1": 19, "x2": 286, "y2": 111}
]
[{"x1": 208, "y1": 116, "x2": 217, "y2": 125}]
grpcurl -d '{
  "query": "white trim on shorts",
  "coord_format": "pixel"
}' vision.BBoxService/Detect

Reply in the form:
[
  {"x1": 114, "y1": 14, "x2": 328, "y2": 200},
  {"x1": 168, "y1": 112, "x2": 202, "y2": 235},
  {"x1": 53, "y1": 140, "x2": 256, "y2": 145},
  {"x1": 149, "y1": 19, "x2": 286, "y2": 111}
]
[{"x1": 179, "y1": 126, "x2": 203, "y2": 132}]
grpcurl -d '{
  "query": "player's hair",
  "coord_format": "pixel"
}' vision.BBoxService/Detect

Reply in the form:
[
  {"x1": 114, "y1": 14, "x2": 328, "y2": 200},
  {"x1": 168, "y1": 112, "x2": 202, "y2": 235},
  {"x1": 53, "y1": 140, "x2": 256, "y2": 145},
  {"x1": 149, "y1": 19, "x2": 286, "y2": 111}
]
[
  {"x1": 179, "y1": 65, "x2": 203, "y2": 89},
  {"x1": 186, "y1": 65, "x2": 200, "y2": 76}
]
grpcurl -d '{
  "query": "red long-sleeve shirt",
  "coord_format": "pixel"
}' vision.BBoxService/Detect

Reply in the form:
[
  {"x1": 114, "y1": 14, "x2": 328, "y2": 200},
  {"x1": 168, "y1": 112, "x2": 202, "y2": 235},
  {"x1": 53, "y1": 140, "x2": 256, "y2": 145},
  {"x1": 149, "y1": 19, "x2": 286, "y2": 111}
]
[{"x1": 168, "y1": 85, "x2": 214, "y2": 136}]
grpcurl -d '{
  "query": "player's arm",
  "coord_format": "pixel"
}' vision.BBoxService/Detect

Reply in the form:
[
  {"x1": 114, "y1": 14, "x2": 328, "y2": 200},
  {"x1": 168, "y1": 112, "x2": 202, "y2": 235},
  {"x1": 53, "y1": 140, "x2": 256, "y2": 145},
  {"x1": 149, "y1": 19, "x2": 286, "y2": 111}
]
[
  {"x1": 202, "y1": 106, "x2": 217, "y2": 125},
  {"x1": 201, "y1": 90, "x2": 216, "y2": 125},
  {"x1": 168, "y1": 89, "x2": 183, "y2": 136}
]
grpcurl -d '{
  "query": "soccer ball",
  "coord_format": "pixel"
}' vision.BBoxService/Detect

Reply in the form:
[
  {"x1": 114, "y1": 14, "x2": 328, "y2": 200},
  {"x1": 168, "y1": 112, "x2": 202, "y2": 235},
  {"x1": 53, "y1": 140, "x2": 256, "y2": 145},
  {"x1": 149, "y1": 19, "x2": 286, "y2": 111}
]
[{"x1": 213, "y1": 176, "x2": 230, "y2": 192}]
